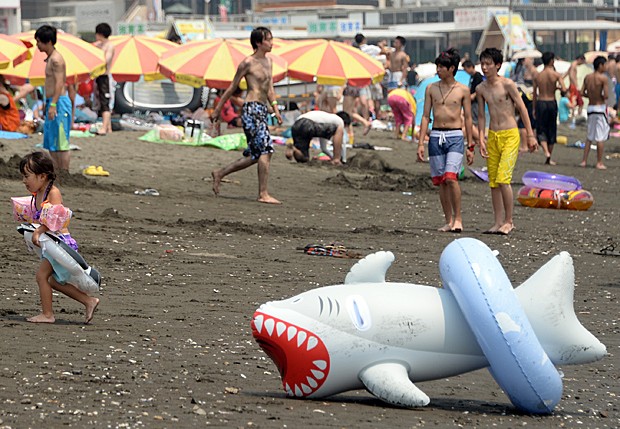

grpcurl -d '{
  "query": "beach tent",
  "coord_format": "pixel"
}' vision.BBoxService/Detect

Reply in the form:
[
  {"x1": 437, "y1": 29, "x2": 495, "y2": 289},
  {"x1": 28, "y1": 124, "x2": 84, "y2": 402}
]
[{"x1": 476, "y1": 12, "x2": 536, "y2": 59}]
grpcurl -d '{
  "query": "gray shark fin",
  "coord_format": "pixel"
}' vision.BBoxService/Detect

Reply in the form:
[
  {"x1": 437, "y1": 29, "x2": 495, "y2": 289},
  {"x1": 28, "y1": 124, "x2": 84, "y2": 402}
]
[
  {"x1": 345, "y1": 251, "x2": 395, "y2": 284},
  {"x1": 515, "y1": 251, "x2": 606, "y2": 365},
  {"x1": 359, "y1": 362, "x2": 430, "y2": 408}
]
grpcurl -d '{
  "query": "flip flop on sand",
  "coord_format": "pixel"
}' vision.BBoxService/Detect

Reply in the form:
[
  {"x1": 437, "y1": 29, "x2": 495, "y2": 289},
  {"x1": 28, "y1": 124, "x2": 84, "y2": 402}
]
[{"x1": 134, "y1": 188, "x2": 160, "y2": 196}]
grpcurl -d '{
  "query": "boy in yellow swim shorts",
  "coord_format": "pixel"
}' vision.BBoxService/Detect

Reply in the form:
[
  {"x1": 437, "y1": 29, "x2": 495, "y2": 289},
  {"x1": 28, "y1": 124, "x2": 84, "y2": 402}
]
[{"x1": 476, "y1": 48, "x2": 537, "y2": 235}]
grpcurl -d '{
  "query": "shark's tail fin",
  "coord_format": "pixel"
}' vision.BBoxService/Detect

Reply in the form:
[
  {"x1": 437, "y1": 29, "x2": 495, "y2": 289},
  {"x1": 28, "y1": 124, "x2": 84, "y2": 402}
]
[{"x1": 515, "y1": 252, "x2": 606, "y2": 365}]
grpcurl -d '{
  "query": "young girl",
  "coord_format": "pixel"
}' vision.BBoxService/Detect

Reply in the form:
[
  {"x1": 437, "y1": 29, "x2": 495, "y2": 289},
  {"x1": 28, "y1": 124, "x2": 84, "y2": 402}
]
[{"x1": 19, "y1": 151, "x2": 99, "y2": 324}]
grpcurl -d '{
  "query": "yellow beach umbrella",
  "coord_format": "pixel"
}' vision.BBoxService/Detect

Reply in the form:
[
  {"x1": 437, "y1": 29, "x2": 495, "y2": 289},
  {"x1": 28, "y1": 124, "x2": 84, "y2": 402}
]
[
  {"x1": 158, "y1": 38, "x2": 288, "y2": 89},
  {"x1": 273, "y1": 39, "x2": 385, "y2": 87},
  {"x1": 3, "y1": 31, "x2": 106, "y2": 86},
  {"x1": 108, "y1": 35, "x2": 178, "y2": 82},
  {"x1": 0, "y1": 34, "x2": 31, "y2": 70}
]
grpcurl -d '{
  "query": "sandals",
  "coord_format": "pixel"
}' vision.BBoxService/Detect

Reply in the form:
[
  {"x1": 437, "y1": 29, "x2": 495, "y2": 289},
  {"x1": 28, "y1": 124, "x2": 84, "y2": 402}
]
[{"x1": 82, "y1": 165, "x2": 110, "y2": 176}]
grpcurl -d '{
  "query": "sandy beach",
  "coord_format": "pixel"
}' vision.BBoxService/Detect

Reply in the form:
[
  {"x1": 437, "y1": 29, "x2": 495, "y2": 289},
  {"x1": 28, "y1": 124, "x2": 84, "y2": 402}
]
[{"x1": 0, "y1": 122, "x2": 618, "y2": 428}]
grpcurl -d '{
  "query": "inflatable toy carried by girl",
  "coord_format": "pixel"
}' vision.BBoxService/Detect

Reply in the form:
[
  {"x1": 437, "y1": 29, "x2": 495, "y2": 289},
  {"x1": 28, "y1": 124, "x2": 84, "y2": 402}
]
[
  {"x1": 15, "y1": 151, "x2": 100, "y2": 324},
  {"x1": 517, "y1": 171, "x2": 593, "y2": 211}
]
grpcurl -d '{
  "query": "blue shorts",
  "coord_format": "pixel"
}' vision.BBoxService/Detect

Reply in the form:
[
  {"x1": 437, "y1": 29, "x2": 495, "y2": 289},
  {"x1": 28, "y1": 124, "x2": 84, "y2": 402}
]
[
  {"x1": 428, "y1": 129, "x2": 464, "y2": 186},
  {"x1": 43, "y1": 96, "x2": 71, "y2": 152},
  {"x1": 241, "y1": 101, "x2": 274, "y2": 160}
]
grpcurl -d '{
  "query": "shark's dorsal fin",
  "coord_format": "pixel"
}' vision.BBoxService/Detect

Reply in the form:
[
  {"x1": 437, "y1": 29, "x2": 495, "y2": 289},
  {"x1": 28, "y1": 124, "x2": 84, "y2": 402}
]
[
  {"x1": 359, "y1": 362, "x2": 430, "y2": 408},
  {"x1": 515, "y1": 251, "x2": 606, "y2": 365},
  {"x1": 345, "y1": 251, "x2": 395, "y2": 284}
]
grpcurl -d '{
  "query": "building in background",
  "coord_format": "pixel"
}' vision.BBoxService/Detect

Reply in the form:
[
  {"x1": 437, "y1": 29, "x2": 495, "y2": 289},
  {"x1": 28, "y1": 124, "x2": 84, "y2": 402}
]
[
  {"x1": 0, "y1": 0, "x2": 21, "y2": 34},
  {"x1": 8, "y1": 1, "x2": 620, "y2": 63}
]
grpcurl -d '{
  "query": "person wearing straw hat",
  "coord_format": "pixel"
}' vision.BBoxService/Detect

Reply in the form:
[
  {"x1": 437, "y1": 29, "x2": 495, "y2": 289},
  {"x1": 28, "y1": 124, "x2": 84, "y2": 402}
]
[{"x1": 35, "y1": 25, "x2": 71, "y2": 171}]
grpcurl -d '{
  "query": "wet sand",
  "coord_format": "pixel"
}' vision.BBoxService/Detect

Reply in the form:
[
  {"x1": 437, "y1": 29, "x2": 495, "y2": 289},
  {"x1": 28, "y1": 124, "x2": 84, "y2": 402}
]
[{"x1": 0, "y1": 122, "x2": 618, "y2": 428}]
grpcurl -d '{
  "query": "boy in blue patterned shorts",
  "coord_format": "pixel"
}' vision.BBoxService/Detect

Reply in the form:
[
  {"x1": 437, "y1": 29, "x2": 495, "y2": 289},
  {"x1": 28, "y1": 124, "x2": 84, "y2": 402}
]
[
  {"x1": 35, "y1": 25, "x2": 71, "y2": 171},
  {"x1": 211, "y1": 27, "x2": 283, "y2": 204},
  {"x1": 417, "y1": 48, "x2": 474, "y2": 232}
]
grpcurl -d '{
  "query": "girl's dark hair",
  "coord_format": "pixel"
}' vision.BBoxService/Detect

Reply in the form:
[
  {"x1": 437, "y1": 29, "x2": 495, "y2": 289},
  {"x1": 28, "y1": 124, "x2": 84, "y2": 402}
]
[
  {"x1": 435, "y1": 48, "x2": 460, "y2": 76},
  {"x1": 19, "y1": 151, "x2": 56, "y2": 183},
  {"x1": 250, "y1": 27, "x2": 272, "y2": 50}
]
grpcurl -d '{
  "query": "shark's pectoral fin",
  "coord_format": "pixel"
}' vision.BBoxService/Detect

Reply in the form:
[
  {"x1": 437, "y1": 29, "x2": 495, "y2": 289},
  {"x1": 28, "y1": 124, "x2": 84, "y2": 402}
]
[{"x1": 359, "y1": 362, "x2": 430, "y2": 408}]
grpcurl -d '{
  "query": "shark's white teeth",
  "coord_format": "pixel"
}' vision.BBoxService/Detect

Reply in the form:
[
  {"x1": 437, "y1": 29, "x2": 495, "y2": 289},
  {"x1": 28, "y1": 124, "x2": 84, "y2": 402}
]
[
  {"x1": 307, "y1": 336, "x2": 318, "y2": 351},
  {"x1": 294, "y1": 385, "x2": 303, "y2": 397},
  {"x1": 276, "y1": 321, "x2": 286, "y2": 337},
  {"x1": 287, "y1": 325, "x2": 297, "y2": 341},
  {"x1": 264, "y1": 318, "x2": 275, "y2": 336},
  {"x1": 257, "y1": 316, "x2": 327, "y2": 397},
  {"x1": 311, "y1": 369, "x2": 325, "y2": 380},
  {"x1": 253, "y1": 315, "x2": 264, "y2": 333},
  {"x1": 306, "y1": 376, "x2": 318, "y2": 388},
  {"x1": 313, "y1": 360, "x2": 327, "y2": 370},
  {"x1": 297, "y1": 330, "x2": 307, "y2": 348}
]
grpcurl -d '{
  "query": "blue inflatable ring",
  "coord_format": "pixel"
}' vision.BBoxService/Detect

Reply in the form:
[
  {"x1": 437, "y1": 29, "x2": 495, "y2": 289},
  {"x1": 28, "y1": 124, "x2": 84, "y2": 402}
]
[
  {"x1": 522, "y1": 170, "x2": 582, "y2": 191},
  {"x1": 439, "y1": 238, "x2": 562, "y2": 414}
]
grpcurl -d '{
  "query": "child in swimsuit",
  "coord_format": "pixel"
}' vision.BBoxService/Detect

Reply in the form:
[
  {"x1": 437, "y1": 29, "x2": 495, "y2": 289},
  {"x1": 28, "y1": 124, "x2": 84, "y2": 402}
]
[{"x1": 19, "y1": 151, "x2": 99, "y2": 324}]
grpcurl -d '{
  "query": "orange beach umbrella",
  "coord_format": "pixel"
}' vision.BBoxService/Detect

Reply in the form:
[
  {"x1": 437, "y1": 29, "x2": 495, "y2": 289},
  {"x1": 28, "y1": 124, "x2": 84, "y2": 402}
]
[
  {"x1": 158, "y1": 38, "x2": 288, "y2": 89},
  {"x1": 2, "y1": 31, "x2": 106, "y2": 86},
  {"x1": 0, "y1": 34, "x2": 31, "y2": 70},
  {"x1": 273, "y1": 39, "x2": 385, "y2": 87},
  {"x1": 108, "y1": 35, "x2": 178, "y2": 82}
]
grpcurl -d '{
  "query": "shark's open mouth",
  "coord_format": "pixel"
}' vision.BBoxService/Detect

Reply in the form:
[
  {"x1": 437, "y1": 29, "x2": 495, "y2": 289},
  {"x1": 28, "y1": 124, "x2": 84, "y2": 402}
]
[{"x1": 252, "y1": 311, "x2": 330, "y2": 397}]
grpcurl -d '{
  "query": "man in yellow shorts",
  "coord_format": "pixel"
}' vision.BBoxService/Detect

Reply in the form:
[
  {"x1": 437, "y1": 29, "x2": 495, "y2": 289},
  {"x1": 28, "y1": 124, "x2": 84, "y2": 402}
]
[{"x1": 476, "y1": 48, "x2": 537, "y2": 235}]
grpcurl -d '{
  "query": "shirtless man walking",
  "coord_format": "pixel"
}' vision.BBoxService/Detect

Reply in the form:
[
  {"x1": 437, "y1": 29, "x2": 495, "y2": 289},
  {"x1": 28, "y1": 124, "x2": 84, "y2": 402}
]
[
  {"x1": 35, "y1": 25, "x2": 71, "y2": 171},
  {"x1": 417, "y1": 48, "x2": 474, "y2": 233},
  {"x1": 566, "y1": 54, "x2": 585, "y2": 126},
  {"x1": 388, "y1": 36, "x2": 408, "y2": 90},
  {"x1": 211, "y1": 27, "x2": 283, "y2": 204},
  {"x1": 580, "y1": 56, "x2": 609, "y2": 170},
  {"x1": 533, "y1": 51, "x2": 565, "y2": 165},
  {"x1": 476, "y1": 48, "x2": 537, "y2": 236},
  {"x1": 93, "y1": 23, "x2": 115, "y2": 135}
]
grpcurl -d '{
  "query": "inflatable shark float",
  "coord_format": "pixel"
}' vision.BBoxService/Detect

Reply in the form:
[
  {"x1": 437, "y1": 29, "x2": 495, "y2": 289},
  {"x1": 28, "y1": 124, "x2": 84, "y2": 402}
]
[
  {"x1": 251, "y1": 238, "x2": 606, "y2": 414},
  {"x1": 18, "y1": 224, "x2": 101, "y2": 294}
]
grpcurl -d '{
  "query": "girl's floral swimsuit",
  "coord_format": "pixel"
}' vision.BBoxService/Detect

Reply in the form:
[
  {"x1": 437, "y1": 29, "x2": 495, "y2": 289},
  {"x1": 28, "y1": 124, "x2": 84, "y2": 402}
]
[{"x1": 32, "y1": 182, "x2": 79, "y2": 251}]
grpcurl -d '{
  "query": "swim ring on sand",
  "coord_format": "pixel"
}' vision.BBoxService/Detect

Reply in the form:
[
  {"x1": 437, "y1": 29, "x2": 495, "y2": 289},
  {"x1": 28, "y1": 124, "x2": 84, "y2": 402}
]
[
  {"x1": 18, "y1": 224, "x2": 101, "y2": 294},
  {"x1": 517, "y1": 186, "x2": 594, "y2": 210},
  {"x1": 440, "y1": 238, "x2": 563, "y2": 414},
  {"x1": 522, "y1": 171, "x2": 582, "y2": 191}
]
